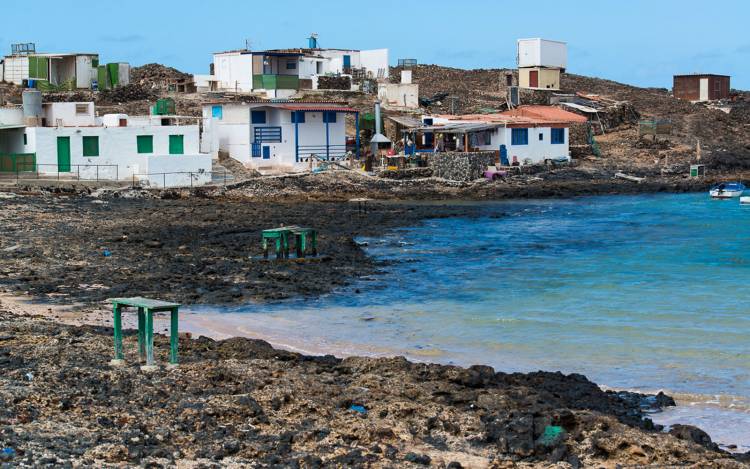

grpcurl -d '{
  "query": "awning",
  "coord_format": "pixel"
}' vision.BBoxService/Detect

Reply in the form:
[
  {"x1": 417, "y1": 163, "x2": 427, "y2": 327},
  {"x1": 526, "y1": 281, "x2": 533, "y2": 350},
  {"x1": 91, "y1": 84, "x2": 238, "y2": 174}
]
[
  {"x1": 405, "y1": 122, "x2": 503, "y2": 133},
  {"x1": 278, "y1": 104, "x2": 358, "y2": 113},
  {"x1": 386, "y1": 115, "x2": 422, "y2": 127},
  {"x1": 560, "y1": 102, "x2": 600, "y2": 114}
]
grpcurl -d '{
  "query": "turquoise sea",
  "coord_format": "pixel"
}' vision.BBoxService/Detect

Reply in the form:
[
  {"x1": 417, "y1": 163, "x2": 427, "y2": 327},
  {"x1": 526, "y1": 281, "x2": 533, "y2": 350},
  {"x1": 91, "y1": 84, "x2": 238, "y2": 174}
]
[{"x1": 187, "y1": 193, "x2": 750, "y2": 450}]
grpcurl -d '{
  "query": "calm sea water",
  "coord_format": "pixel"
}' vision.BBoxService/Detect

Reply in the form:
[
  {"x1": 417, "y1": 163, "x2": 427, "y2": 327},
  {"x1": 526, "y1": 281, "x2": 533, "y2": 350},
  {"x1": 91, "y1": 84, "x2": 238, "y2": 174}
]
[{"x1": 187, "y1": 193, "x2": 750, "y2": 449}]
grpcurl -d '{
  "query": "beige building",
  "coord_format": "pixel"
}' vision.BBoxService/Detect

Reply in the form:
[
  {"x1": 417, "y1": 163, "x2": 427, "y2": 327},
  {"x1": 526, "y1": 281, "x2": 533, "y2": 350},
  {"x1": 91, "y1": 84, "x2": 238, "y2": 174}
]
[{"x1": 518, "y1": 67, "x2": 561, "y2": 90}]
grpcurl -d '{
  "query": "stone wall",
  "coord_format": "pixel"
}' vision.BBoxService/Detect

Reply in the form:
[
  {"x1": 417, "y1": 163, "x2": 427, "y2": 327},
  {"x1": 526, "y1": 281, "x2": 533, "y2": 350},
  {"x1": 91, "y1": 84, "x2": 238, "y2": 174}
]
[{"x1": 429, "y1": 151, "x2": 496, "y2": 182}]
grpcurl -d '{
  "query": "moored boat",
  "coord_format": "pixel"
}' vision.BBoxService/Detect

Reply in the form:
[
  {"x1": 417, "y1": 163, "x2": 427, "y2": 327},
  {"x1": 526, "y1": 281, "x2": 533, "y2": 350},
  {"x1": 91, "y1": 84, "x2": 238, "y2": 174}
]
[{"x1": 710, "y1": 182, "x2": 746, "y2": 199}]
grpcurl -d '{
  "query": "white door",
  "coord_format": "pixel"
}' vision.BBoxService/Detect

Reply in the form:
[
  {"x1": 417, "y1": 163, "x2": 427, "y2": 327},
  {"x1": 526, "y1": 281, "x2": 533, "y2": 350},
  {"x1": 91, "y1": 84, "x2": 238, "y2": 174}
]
[{"x1": 699, "y1": 78, "x2": 709, "y2": 101}]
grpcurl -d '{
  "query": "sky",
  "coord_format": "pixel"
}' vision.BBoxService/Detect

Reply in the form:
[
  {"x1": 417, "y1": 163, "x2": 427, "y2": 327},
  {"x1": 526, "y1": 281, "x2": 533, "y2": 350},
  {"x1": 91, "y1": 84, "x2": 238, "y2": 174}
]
[{"x1": 2, "y1": 0, "x2": 748, "y2": 89}]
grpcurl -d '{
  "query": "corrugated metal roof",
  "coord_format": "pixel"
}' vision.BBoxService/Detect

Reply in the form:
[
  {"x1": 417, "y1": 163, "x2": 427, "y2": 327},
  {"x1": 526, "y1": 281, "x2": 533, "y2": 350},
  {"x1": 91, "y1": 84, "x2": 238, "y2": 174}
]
[
  {"x1": 559, "y1": 102, "x2": 600, "y2": 114},
  {"x1": 278, "y1": 104, "x2": 357, "y2": 112},
  {"x1": 386, "y1": 115, "x2": 422, "y2": 127}
]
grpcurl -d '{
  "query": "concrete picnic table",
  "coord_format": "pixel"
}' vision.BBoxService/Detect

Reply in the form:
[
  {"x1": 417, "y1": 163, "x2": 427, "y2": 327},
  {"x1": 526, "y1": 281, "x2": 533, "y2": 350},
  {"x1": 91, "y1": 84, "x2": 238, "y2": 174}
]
[{"x1": 110, "y1": 297, "x2": 180, "y2": 370}]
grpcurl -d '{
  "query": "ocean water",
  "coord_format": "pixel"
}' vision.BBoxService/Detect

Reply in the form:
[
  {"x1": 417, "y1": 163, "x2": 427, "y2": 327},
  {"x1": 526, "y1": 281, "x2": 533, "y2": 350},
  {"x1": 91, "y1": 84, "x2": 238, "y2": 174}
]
[{"x1": 186, "y1": 193, "x2": 750, "y2": 449}]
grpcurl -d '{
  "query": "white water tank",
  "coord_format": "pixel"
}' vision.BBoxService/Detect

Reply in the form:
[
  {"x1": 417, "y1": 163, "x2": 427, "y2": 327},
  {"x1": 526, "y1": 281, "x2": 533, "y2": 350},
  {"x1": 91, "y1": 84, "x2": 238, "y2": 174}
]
[
  {"x1": 517, "y1": 38, "x2": 567, "y2": 70},
  {"x1": 22, "y1": 90, "x2": 42, "y2": 126}
]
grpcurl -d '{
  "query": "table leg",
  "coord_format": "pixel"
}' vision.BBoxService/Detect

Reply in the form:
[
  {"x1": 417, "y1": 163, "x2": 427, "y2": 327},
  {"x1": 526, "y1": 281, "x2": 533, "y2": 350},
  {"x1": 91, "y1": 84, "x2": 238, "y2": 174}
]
[
  {"x1": 169, "y1": 307, "x2": 179, "y2": 365},
  {"x1": 275, "y1": 237, "x2": 281, "y2": 259},
  {"x1": 283, "y1": 232, "x2": 290, "y2": 259},
  {"x1": 311, "y1": 231, "x2": 318, "y2": 257},
  {"x1": 137, "y1": 307, "x2": 145, "y2": 360},
  {"x1": 145, "y1": 309, "x2": 154, "y2": 366},
  {"x1": 113, "y1": 304, "x2": 123, "y2": 361},
  {"x1": 296, "y1": 233, "x2": 304, "y2": 258},
  {"x1": 262, "y1": 237, "x2": 269, "y2": 259}
]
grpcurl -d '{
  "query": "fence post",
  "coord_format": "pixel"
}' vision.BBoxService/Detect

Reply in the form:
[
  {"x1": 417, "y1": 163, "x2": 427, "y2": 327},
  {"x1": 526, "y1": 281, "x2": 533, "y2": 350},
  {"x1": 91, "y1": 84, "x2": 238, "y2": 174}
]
[
  {"x1": 190, "y1": 172, "x2": 193, "y2": 188},
  {"x1": 15, "y1": 167, "x2": 19, "y2": 184},
  {"x1": 224, "y1": 170, "x2": 227, "y2": 186},
  {"x1": 116, "y1": 166, "x2": 119, "y2": 181},
  {"x1": 96, "y1": 166, "x2": 99, "y2": 182},
  {"x1": 163, "y1": 173, "x2": 166, "y2": 189},
  {"x1": 77, "y1": 166, "x2": 80, "y2": 180},
  {"x1": 132, "y1": 174, "x2": 135, "y2": 188}
]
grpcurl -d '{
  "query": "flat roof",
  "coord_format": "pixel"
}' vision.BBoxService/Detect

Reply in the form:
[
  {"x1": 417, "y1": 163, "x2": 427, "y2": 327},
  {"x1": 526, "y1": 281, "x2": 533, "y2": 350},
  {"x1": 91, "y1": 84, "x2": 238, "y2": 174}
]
[{"x1": 674, "y1": 73, "x2": 730, "y2": 78}]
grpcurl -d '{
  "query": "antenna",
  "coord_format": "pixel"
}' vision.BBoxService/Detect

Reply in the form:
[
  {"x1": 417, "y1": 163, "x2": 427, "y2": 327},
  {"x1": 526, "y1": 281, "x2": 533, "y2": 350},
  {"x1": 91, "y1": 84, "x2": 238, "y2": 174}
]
[{"x1": 244, "y1": 39, "x2": 252, "y2": 51}]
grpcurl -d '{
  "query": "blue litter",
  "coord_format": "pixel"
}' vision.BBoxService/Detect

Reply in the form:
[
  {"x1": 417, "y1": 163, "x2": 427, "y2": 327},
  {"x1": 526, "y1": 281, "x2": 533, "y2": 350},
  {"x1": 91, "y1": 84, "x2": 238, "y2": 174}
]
[
  {"x1": 103, "y1": 250, "x2": 111, "y2": 257},
  {"x1": 349, "y1": 405, "x2": 367, "y2": 414},
  {"x1": 0, "y1": 448, "x2": 16, "y2": 461}
]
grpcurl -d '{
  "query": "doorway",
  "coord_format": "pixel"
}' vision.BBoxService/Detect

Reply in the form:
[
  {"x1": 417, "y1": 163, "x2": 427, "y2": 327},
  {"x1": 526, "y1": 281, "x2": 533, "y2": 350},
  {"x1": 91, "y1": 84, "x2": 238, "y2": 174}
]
[{"x1": 57, "y1": 136, "x2": 71, "y2": 172}]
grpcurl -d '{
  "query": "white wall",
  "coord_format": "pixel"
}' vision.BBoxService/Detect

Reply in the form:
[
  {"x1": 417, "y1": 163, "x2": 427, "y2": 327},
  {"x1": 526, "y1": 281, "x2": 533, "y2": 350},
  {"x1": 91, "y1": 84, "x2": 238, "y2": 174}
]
[
  {"x1": 75, "y1": 55, "x2": 95, "y2": 89},
  {"x1": 3, "y1": 56, "x2": 29, "y2": 85},
  {"x1": 379, "y1": 83, "x2": 419, "y2": 109},
  {"x1": 0, "y1": 108, "x2": 24, "y2": 126},
  {"x1": 214, "y1": 52, "x2": 254, "y2": 92},
  {"x1": 203, "y1": 103, "x2": 348, "y2": 170},
  {"x1": 0, "y1": 128, "x2": 25, "y2": 153},
  {"x1": 43, "y1": 102, "x2": 96, "y2": 127},
  {"x1": 28, "y1": 124, "x2": 204, "y2": 182},
  {"x1": 144, "y1": 155, "x2": 212, "y2": 188},
  {"x1": 491, "y1": 127, "x2": 569, "y2": 164},
  {"x1": 360, "y1": 49, "x2": 389, "y2": 78},
  {"x1": 517, "y1": 39, "x2": 567, "y2": 69}
]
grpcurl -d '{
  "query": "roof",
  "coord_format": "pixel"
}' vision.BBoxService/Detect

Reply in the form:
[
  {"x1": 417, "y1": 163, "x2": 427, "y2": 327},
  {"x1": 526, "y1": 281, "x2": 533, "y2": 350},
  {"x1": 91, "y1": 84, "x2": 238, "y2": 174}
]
[
  {"x1": 277, "y1": 103, "x2": 357, "y2": 112},
  {"x1": 674, "y1": 73, "x2": 730, "y2": 78},
  {"x1": 386, "y1": 115, "x2": 422, "y2": 127},
  {"x1": 500, "y1": 105, "x2": 588, "y2": 123},
  {"x1": 559, "y1": 102, "x2": 600, "y2": 114}
]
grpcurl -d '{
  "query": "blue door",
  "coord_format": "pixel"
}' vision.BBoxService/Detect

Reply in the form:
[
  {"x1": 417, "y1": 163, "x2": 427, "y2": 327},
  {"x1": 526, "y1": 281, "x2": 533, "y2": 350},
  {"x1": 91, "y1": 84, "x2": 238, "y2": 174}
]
[
  {"x1": 262, "y1": 146, "x2": 271, "y2": 159},
  {"x1": 499, "y1": 145, "x2": 509, "y2": 166},
  {"x1": 343, "y1": 55, "x2": 351, "y2": 69}
]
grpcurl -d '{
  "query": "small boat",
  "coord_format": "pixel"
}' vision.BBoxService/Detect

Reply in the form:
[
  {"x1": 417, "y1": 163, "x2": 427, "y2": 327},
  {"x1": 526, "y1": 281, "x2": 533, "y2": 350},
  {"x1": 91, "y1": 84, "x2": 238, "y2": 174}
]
[
  {"x1": 741, "y1": 196, "x2": 750, "y2": 205},
  {"x1": 710, "y1": 182, "x2": 746, "y2": 199}
]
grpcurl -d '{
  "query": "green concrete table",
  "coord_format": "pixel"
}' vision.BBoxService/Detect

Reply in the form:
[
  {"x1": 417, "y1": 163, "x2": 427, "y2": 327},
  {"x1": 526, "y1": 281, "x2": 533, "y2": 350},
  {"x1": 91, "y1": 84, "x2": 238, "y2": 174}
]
[
  {"x1": 290, "y1": 227, "x2": 318, "y2": 258},
  {"x1": 262, "y1": 227, "x2": 292, "y2": 259},
  {"x1": 110, "y1": 297, "x2": 181, "y2": 370}
]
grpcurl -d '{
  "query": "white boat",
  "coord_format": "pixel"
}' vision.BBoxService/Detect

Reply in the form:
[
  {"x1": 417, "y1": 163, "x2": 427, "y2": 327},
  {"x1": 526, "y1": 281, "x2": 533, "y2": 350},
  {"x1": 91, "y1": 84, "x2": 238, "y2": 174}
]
[
  {"x1": 710, "y1": 182, "x2": 746, "y2": 199},
  {"x1": 741, "y1": 196, "x2": 750, "y2": 205}
]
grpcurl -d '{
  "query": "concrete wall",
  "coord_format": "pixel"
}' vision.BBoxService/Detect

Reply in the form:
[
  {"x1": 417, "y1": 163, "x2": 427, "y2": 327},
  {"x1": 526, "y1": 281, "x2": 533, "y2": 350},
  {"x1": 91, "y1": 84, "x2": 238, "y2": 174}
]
[
  {"x1": 519, "y1": 68, "x2": 560, "y2": 90},
  {"x1": 379, "y1": 83, "x2": 419, "y2": 109},
  {"x1": 28, "y1": 124, "x2": 203, "y2": 182},
  {"x1": 214, "y1": 52, "x2": 254, "y2": 92},
  {"x1": 0, "y1": 108, "x2": 24, "y2": 127},
  {"x1": 75, "y1": 55, "x2": 96, "y2": 88},
  {"x1": 143, "y1": 154, "x2": 213, "y2": 188},
  {"x1": 43, "y1": 102, "x2": 96, "y2": 127}
]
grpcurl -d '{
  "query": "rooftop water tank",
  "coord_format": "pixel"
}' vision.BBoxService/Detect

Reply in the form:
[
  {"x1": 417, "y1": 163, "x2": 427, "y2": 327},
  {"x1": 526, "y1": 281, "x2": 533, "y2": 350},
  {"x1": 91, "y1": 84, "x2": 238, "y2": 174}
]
[{"x1": 22, "y1": 90, "x2": 42, "y2": 126}]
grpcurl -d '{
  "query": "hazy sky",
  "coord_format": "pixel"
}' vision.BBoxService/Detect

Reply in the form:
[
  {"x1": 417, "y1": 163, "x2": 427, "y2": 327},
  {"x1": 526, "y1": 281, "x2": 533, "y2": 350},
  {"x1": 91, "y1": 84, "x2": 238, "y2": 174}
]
[{"x1": 3, "y1": 0, "x2": 748, "y2": 89}]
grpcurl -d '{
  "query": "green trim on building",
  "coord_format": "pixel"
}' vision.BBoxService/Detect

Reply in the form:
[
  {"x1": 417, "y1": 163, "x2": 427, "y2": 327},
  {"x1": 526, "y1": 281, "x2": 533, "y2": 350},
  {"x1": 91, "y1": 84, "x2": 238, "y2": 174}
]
[
  {"x1": 137, "y1": 135, "x2": 154, "y2": 154},
  {"x1": 82, "y1": 136, "x2": 99, "y2": 157},
  {"x1": 252, "y1": 74, "x2": 299, "y2": 90},
  {"x1": 169, "y1": 135, "x2": 184, "y2": 155}
]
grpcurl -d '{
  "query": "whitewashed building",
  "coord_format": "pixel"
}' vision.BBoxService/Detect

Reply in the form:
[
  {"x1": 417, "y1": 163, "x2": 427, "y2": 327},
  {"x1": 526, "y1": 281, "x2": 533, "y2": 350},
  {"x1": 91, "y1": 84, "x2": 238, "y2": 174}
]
[
  {"x1": 410, "y1": 106, "x2": 586, "y2": 165},
  {"x1": 208, "y1": 45, "x2": 389, "y2": 97},
  {"x1": 0, "y1": 99, "x2": 211, "y2": 187},
  {"x1": 202, "y1": 101, "x2": 360, "y2": 171},
  {"x1": 517, "y1": 38, "x2": 567, "y2": 91}
]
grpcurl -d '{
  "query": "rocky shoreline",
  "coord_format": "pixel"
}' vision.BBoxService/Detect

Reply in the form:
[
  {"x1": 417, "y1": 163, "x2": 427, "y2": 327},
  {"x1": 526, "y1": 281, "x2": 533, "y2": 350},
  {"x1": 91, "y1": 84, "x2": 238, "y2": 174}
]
[
  {"x1": 1, "y1": 306, "x2": 747, "y2": 468},
  {"x1": 1, "y1": 183, "x2": 748, "y2": 467}
]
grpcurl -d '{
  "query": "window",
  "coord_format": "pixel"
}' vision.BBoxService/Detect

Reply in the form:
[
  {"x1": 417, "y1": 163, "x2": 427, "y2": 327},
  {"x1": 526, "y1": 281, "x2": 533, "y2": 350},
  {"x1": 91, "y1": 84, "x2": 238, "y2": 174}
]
[
  {"x1": 169, "y1": 135, "x2": 184, "y2": 155},
  {"x1": 23, "y1": 133, "x2": 27, "y2": 145},
  {"x1": 291, "y1": 111, "x2": 305, "y2": 123},
  {"x1": 82, "y1": 136, "x2": 99, "y2": 156},
  {"x1": 212, "y1": 105, "x2": 223, "y2": 120},
  {"x1": 137, "y1": 135, "x2": 153, "y2": 154},
  {"x1": 323, "y1": 111, "x2": 337, "y2": 123},
  {"x1": 511, "y1": 128, "x2": 528, "y2": 146},
  {"x1": 251, "y1": 110, "x2": 267, "y2": 124},
  {"x1": 551, "y1": 128, "x2": 565, "y2": 144},
  {"x1": 75, "y1": 103, "x2": 89, "y2": 115},
  {"x1": 286, "y1": 61, "x2": 297, "y2": 70},
  {"x1": 539, "y1": 132, "x2": 544, "y2": 141}
]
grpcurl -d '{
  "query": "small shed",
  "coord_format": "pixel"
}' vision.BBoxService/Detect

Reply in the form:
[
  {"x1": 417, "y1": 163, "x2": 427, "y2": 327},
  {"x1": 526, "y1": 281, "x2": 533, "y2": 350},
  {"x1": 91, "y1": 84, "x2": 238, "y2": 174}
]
[{"x1": 673, "y1": 74, "x2": 730, "y2": 102}]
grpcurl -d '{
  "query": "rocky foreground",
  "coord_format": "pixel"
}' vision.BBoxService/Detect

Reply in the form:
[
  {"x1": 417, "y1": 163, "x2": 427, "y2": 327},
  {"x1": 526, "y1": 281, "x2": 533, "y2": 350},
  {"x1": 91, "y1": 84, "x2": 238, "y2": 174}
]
[{"x1": 0, "y1": 308, "x2": 746, "y2": 468}]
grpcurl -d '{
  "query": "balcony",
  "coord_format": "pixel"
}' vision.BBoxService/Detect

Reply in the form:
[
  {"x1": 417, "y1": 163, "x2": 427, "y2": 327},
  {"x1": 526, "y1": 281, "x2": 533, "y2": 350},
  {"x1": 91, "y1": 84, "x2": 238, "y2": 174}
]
[{"x1": 252, "y1": 74, "x2": 300, "y2": 91}]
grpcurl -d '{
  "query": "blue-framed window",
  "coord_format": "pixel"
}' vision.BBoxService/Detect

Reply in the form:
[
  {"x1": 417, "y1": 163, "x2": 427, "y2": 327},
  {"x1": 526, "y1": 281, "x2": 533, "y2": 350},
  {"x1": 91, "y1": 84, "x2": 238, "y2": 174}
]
[
  {"x1": 286, "y1": 61, "x2": 297, "y2": 70},
  {"x1": 551, "y1": 128, "x2": 565, "y2": 144},
  {"x1": 254, "y1": 126, "x2": 282, "y2": 143},
  {"x1": 251, "y1": 110, "x2": 267, "y2": 124},
  {"x1": 511, "y1": 128, "x2": 528, "y2": 146},
  {"x1": 323, "y1": 111, "x2": 337, "y2": 123},
  {"x1": 291, "y1": 111, "x2": 306, "y2": 123},
  {"x1": 252, "y1": 143, "x2": 261, "y2": 157},
  {"x1": 538, "y1": 132, "x2": 543, "y2": 141},
  {"x1": 212, "y1": 105, "x2": 223, "y2": 119}
]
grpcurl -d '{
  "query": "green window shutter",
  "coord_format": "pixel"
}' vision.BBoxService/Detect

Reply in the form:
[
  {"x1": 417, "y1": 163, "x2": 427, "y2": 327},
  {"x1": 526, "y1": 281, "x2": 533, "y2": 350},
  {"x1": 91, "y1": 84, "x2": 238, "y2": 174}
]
[
  {"x1": 137, "y1": 135, "x2": 153, "y2": 154},
  {"x1": 82, "y1": 136, "x2": 99, "y2": 156},
  {"x1": 169, "y1": 135, "x2": 184, "y2": 155}
]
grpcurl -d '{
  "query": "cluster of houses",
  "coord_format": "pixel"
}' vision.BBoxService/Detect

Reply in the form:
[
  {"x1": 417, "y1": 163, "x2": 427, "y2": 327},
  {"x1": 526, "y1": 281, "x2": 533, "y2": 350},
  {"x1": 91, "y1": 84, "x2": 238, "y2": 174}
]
[{"x1": 0, "y1": 36, "x2": 734, "y2": 187}]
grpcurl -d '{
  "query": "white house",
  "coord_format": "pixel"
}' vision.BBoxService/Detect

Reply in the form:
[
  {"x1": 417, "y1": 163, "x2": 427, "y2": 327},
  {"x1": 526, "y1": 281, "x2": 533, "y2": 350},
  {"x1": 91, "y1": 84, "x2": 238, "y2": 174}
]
[
  {"x1": 202, "y1": 101, "x2": 360, "y2": 171},
  {"x1": 410, "y1": 106, "x2": 586, "y2": 165},
  {"x1": 208, "y1": 43, "x2": 389, "y2": 97},
  {"x1": 1, "y1": 99, "x2": 212, "y2": 188},
  {"x1": 517, "y1": 38, "x2": 567, "y2": 91}
]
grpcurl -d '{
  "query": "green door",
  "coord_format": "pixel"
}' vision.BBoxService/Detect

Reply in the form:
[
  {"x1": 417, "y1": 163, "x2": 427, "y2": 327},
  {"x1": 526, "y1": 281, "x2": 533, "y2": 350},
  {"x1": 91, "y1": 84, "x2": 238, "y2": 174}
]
[
  {"x1": 169, "y1": 135, "x2": 184, "y2": 155},
  {"x1": 57, "y1": 137, "x2": 71, "y2": 172}
]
